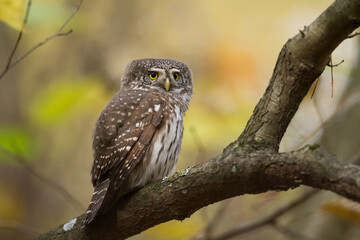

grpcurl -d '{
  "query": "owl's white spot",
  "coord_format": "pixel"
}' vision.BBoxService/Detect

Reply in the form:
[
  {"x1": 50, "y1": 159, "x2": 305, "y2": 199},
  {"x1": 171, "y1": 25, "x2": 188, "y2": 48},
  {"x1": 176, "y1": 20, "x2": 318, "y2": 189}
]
[
  {"x1": 95, "y1": 135, "x2": 99, "y2": 139},
  {"x1": 138, "y1": 93, "x2": 142, "y2": 96},
  {"x1": 101, "y1": 120, "x2": 104, "y2": 123},
  {"x1": 130, "y1": 106, "x2": 134, "y2": 110},
  {"x1": 105, "y1": 125, "x2": 109, "y2": 129},
  {"x1": 148, "y1": 108, "x2": 153, "y2": 113},
  {"x1": 117, "y1": 111, "x2": 121, "y2": 114},
  {"x1": 125, "y1": 146, "x2": 131, "y2": 151},
  {"x1": 124, "y1": 102, "x2": 127, "y2": 105},
  {"x1": 137, "y1": 98, "x2": 140, "y2": 101},
  {"x1": 141, "y1": 104, "x2": 144, "y2": 108},
  {"x1": 126, "y1": 163, "x2": 129, "y2": 167},
  {"x1": 119, "y1": 175, "x2": 122, "y2": 179},
  {"x1": 135, "y1": 122, "x2": 139, "y2": 127},
  {"x1": 96, "y1": 165, "x2": 100, "y2": 168},
  {"x1": 120, "y1": 98, "x2": 123, "y2": 101},
  {"x1": 101, "y1": 165, "x2": 104, "y2": 169},
  {"x1": 104, "y1": 112, "x2": 107, "y2": 116},
  {"x1": 128, "y1": 112, "x2": 131, "y2": 116},
  {"x1": 133, "y1": 137, "x2": 138, "y2": 141},
  {"x1": 111, "y1": 104, "x2": 115, "y2": 107},
  {"x1": 117, "y1": 119, "x2": 122, "y2": 123},
  {"x1": 111, "y1": 118, "x2": 115, "y2": 121},
  {"x1": 154, "y1": 104, "x2": 160, "y2": 112},
  {"x1": 63, "y1": 218, "x2": 77, "y2": 231}
]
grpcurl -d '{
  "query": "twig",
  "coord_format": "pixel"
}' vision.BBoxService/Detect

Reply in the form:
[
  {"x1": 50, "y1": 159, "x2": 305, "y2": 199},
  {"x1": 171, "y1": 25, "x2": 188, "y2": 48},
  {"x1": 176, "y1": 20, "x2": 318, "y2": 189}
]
[
  {"x1": 347, "y1": 31, "x2": 360, "y2": 39},
  {"x1": 0, "y1": 219, "x2": 40, "y2": 237},
  {"x1": 0, "y1": 146, "x2": 85, "y2": 210},
  {"x1": 310, "y1": 77, "x2": 320, "y2": 98},
  {"x1": 0, "y1": 0, "x2": 84, "y2": 80},
  {"x1": 271, "y1": 222, "x2": 318, "y2": 240},
  {"x1": 326, "y1": 59, "x2": 344, "y2": 68},
  {"x1": 2, "y1": 0, "x2": 32, "y2": 78},
  {"x1": 213, "y1": 190, "x2": 318, "y2": 240}
]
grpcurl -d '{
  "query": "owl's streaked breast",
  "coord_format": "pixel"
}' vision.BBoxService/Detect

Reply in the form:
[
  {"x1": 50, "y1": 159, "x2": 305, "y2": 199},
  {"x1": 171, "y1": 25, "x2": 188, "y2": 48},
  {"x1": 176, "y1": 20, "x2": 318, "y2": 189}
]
[{"x1": 129, "y1": 104, "x2": 183, "y2": 187}]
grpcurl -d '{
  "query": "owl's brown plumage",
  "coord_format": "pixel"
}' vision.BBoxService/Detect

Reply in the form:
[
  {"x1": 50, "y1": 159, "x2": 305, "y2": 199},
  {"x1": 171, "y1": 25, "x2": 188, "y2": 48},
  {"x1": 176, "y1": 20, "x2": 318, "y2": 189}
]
[{"x1": 84, "y1": 59, "x2": 193, "y2": 225}]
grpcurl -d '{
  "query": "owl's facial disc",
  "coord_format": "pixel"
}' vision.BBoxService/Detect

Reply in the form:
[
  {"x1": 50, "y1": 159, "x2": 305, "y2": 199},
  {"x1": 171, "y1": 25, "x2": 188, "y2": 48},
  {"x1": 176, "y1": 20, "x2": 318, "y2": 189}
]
[{"x1": 148, "y1": 67, "x2": 171, "y2": 91}]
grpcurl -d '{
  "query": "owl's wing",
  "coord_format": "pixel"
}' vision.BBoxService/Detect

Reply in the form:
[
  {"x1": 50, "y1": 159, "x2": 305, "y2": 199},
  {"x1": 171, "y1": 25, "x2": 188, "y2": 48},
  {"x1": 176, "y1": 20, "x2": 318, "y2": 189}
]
[{"x1": 91, "y1": 90, "x2": 165, "y2": 187}]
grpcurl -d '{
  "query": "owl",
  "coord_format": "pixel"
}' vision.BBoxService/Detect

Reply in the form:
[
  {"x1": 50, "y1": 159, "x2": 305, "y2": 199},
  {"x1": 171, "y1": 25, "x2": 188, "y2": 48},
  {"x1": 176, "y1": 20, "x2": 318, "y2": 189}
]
[{"x1": 84, "y1": 58, "x2": 193, "y2": 225}]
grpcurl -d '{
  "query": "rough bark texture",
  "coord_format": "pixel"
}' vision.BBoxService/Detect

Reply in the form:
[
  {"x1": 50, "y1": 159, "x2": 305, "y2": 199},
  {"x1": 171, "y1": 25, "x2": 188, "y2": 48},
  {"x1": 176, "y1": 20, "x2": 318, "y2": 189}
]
[
  {"x1": 35, "y1": 0, "x2": 360, "y2": 239},
  {"x1": 35, "y1": 146, "x2": 360, "y2": 240}
]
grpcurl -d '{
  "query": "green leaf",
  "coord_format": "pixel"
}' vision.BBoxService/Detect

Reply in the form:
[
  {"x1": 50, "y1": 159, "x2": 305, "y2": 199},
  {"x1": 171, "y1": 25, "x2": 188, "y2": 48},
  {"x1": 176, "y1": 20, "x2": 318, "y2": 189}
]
[
  {"x1": 0, "y1": 125, "x2": 34, "y2": 164},
  {"x1": 29, "y1": 76, "x2": 107, "y2": 126}
]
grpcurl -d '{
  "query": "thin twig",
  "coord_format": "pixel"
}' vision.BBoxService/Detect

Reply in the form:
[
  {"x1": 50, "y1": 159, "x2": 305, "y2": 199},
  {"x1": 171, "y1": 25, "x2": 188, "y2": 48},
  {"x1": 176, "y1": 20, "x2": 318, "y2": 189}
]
[
  {"x1": 0, "y1": 0, "x2": 84, "y2": 80},
  {"x1": 0, "y1": 146, "x2": 85, "y2": 210},
  {"x1": 271, "y1": 222, "x2": 319, "y2": 240},
  {"x1": 347, "y1": 31, "x2": 360, "y2": 39},
  {"x1": 213, "y1": 190, "x2": 318, "y2": 240},
  {"x1": 2, "y1": 0, "x2": 32, "y2": 76},
  {"x1": 326, "y1": 59, "x2": 344, "y2": 68},
  {"x1": 310, "y1": 77, "x2": 319, "y2": 99}
]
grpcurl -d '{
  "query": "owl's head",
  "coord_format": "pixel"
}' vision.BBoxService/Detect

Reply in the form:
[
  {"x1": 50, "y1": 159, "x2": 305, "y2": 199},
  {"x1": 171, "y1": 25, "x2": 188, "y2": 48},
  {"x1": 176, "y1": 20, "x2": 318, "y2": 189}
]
[{"x1": 121, "y1": 58, "x2": 193, "y2": 102}]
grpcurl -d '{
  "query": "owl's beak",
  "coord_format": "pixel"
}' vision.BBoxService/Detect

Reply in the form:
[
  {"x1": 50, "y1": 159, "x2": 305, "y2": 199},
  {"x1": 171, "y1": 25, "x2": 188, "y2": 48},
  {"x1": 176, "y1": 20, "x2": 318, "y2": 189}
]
[{"x1": 164, "y1": 78, "x2": 170, "y2": 91}]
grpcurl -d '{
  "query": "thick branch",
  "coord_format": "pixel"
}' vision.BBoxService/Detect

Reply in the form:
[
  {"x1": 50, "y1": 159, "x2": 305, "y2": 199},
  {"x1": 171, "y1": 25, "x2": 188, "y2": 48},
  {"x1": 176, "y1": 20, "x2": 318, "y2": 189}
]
[
  {"x1": 227, "y1": 0, "x2": 360, "y2": 152},
  {"x1": 35, "y1": 145, "x2": 360, "y2": 240}
]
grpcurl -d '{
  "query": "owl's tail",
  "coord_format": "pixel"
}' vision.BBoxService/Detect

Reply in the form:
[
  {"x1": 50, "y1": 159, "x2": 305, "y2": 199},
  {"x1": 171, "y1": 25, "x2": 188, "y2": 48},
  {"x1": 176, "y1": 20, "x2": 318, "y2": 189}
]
[{"x1": 83, "y1": 178, "x2": 110, "y2": 225}]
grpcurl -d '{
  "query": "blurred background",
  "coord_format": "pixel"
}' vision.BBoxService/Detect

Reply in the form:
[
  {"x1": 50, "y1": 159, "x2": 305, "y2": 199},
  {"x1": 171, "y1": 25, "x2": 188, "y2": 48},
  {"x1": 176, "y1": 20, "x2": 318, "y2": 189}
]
[{"x1": 0, "y1": 0, "x2": 360, "y2": 239}]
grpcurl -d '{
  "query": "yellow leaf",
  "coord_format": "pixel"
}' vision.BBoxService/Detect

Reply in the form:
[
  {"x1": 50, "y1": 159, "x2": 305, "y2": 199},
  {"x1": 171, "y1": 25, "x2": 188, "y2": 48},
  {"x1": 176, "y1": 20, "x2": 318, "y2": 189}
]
[
  {"x1": 0, "y1": 0, "x2": 26, "y2": 30},
  {"x1": 323, "y1": 201, "x2": 360, "y2": 225}
]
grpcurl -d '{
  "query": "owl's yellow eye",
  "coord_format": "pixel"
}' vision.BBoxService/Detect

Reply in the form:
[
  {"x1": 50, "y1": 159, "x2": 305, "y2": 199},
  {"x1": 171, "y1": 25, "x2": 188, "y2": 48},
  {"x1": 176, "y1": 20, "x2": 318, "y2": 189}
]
[
  {"x1": 173, "y1": 72, "x2": 179, "y2": 80},
  {"x1": 149, "y1": 72, "x2": 158, "y2": 79}
]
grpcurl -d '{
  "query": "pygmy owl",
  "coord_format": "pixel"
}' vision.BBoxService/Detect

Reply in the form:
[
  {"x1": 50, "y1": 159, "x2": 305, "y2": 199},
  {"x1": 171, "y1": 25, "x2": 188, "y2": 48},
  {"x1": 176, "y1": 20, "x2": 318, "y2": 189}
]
[{"x1": 84, "y1": 58, "x2": 193, "y2": 225}]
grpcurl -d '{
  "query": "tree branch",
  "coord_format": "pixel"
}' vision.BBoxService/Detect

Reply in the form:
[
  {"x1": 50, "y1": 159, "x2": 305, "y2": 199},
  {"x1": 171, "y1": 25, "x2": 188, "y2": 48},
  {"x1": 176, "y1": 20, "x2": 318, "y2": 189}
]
[
  {"x1": 35, "y1": 145, "x2": 360, "y2": 240},
  {"x1": 34, "y1": 0, "x2": 360, "y2": 239},
  {"x1": 0, "y1": 0, "x2": 83, "y2": 80},
  {"x1": 226, "y1": 0, "x2": 360, "y2": 152}
]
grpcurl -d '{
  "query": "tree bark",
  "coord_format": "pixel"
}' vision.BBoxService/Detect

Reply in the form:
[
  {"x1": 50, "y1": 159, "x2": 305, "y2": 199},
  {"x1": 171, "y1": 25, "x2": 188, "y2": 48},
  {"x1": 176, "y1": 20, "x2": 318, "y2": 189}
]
[{"x1": 35, "y1": 0, "x2": 360, "y2": 239}]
